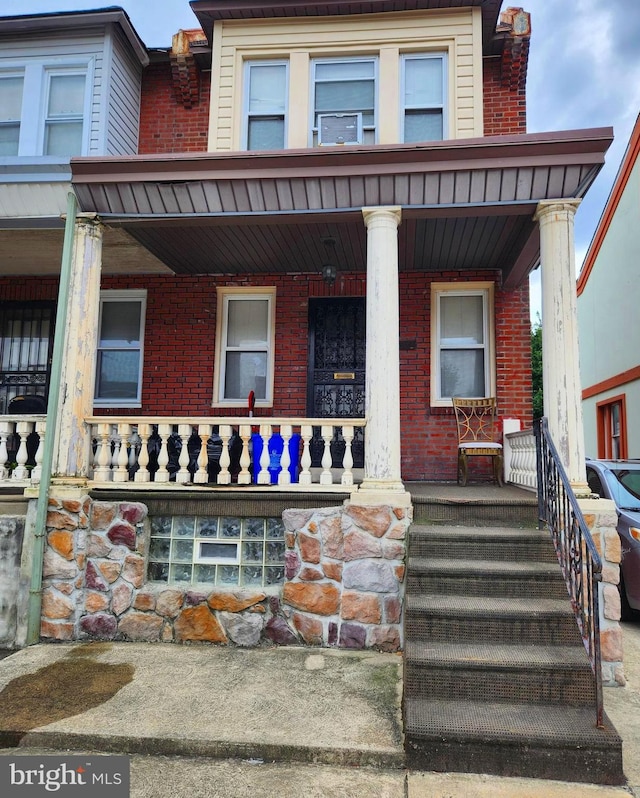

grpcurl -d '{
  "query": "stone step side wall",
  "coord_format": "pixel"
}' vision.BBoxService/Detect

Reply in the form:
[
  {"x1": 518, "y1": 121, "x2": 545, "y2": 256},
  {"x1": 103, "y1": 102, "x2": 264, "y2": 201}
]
[
  {"x1": 579, "y1": 497, "x2": 626, "y2": 687},
  {"x1": 40, "y1": 492, "x2": 409, "y2": 651},
  {"x1": 0, "y1": 515, "x2": 26, "y2": 647}
]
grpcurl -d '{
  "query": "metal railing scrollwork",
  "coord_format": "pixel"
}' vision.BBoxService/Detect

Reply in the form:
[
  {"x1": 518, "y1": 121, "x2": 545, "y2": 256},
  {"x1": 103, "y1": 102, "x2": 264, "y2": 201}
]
[{"x1": 535, "y1": 417, "x2": 603, "y2": 727}]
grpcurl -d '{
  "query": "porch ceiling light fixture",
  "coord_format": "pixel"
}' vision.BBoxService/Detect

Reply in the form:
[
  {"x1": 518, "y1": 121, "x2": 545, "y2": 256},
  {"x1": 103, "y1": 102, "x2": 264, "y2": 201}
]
[{"x1": 321, "y1": 236, "x2": 338, "y2": 285}]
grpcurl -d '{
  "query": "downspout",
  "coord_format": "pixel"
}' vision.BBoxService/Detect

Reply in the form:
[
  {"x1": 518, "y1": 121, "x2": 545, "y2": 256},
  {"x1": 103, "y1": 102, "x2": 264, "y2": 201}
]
[{"x1": 26, "y1": 191, "x2": 77, "y2": 645}]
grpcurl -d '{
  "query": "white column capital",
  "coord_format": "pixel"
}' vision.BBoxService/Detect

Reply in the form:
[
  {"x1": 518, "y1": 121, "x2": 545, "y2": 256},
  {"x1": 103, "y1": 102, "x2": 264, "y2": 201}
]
[
  {"x1": 362, "y1": 206, "x2": 402, "y2": 229},
  {"x1": 74, "y1": 213, "x2": 104, "y2": 237},
  {"x1": 534, "y1": 199, "x2": 581, "y2": 224}
]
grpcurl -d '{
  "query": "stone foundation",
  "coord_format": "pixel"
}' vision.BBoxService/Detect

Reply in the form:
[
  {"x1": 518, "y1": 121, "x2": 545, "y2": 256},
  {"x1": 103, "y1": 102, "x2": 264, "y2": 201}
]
[
  {"x1": 40, "y1": 492, "x2": 409, "y2": 652},
  {"x1": 579, "y1": 497, "x2": 625, "y2": 687}
]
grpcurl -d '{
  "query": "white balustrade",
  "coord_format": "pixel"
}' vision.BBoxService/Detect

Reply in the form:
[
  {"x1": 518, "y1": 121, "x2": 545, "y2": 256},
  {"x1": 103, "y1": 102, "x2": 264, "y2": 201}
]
[
  {"x1": 0, "y1": 416, "x2": 47, "y2": 484},
  {"x1": 83, "y1": 416, "x2": 366, "y2": 491},
  {"x1": 505, "y1": 427, "x2": 537, "y2": 491}
]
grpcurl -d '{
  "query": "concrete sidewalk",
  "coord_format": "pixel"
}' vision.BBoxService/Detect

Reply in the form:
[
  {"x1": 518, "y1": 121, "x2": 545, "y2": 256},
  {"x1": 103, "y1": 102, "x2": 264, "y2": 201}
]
[{"x1": 0, "y1": 635, "x2": 637, "y2": 798}]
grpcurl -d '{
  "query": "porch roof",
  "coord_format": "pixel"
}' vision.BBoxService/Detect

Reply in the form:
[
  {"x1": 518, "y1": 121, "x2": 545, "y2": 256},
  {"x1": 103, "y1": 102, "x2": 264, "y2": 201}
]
[{"x1": 70, "y1": 128, "x2": 613, "y2": 290}]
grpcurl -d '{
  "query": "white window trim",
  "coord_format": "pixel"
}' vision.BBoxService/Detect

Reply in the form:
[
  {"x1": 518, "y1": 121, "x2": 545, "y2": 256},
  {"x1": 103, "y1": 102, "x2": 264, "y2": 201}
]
[
  {"x1": 400, "y1": 52, "x2": 447, "y2": 144},
  {"x1": 430, "y1": 281, "x2": 495, "y2": 407},
  {"x1": 0, "y1": 57, "x2": 93, "y2": 159},
  {"x1": 242, "y1": 59, "x2": 289, "y2": 151},
  {"x1": 309, "y1": 55, "x2": 378, "y2": 147},
  {"x1": 213, "y1": 286, "x2": 276, "y2": 408},
  {"x1": 94, "y1": 289, "x2": 147, "y2": 408}
]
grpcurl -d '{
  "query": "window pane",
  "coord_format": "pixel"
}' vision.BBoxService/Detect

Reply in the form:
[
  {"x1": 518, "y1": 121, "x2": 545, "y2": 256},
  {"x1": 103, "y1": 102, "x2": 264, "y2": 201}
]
[
  {"x1": 441, "y1": 350, "x2": 485, "y2": 397},
  {"x1": 44, "y1": 121, "x2": 84, "y2": 156},
  {"x1": 100, "y1": 302, "x2": 141, "y2": 347},
  {"x1": 95, "y1": 350, "x2": 140, "y2": 399},
  {"x1": 248, "y1": 64, "x2": 286, "y2": 113},
  {"x1": 247, "y1": 117, "x2": 284, "y2": 151},
  {"x1": 227, "y1": 299, "x2": 268, "y2": 346},
  {"x1": 404, "y1": 110, "x2": 443, "y2": 143},
  {"x1": 405, "y1": 58, "x2": 443, "y2": 106},
  {"x1": 0, "y1": 125, "x2": 20, "y2": 156},
  {"x1": 316, "y1": 61, "x2": 374, "y2": 81},
  {"x1": 316, "y1": 81, "x2": 374, "y2": 113},
  {"x1": 441, "y1": 295, "x2": 484, "y2": 345},
  {"x1": 0, "y1": 76, "x2": 24, "y2": 121},
  {"x1": 224, "y1": 351, "x2": 267, "y2": 399},
  {"x1": 48, "y1": 74, "x2": 86, "y2": 116}
]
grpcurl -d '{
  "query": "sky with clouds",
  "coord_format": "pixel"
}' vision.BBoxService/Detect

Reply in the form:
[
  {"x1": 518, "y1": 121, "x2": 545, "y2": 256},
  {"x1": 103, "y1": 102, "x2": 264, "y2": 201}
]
[{"x1": 4, "y1": 0, "x2": 640, "y2": 320}]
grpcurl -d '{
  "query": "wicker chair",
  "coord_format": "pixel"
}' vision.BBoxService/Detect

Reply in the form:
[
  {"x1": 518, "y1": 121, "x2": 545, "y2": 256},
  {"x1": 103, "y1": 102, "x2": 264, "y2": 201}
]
[{"x1": 452, "y1": 397, "x2": 504, "y2": 487}]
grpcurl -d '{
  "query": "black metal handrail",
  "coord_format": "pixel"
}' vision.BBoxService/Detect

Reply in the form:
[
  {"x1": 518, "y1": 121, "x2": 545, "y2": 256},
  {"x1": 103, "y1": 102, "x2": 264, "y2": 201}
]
[{"x1": 534, "y1": 417, "x2": 603, "y2": 727}]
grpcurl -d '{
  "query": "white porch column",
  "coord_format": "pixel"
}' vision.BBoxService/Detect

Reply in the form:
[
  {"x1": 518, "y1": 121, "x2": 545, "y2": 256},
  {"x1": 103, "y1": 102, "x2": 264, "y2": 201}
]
[
  {"x1": 53, "y1": 213, "x2": 103, "y2": 479},
  {"x1": 535, "y1": 200, "x2": 589, "y2": 494},
  {"x1": 352, "y1": 206, "x2": 410, "y2": 507}
]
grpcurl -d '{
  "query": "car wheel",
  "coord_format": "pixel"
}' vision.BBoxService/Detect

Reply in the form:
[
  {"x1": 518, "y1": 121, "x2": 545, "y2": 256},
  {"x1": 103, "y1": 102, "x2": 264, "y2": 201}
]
[{"x1": 619, "y1": 572, "x2": 636, "y2": 622}]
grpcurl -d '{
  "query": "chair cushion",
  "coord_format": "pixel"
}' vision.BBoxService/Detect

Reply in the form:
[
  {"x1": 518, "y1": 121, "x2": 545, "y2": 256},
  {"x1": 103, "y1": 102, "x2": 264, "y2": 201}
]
[{"x1": 458, "y1": 442, "x2": 502, "y2": 450}]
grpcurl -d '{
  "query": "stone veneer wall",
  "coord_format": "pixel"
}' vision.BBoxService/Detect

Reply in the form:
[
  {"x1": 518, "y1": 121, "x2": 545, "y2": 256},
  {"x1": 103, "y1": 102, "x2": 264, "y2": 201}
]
[
  {"x1": 40, "y1": 494, "x2": 409, "y2": 651},
  {"x1": 579, "y1": 497, "x2": 625, "y2": 687}
]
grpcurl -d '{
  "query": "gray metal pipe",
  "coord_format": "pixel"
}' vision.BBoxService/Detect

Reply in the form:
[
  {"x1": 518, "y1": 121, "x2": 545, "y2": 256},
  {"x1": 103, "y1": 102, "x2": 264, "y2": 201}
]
[{"x1": 26, "y1": 191, "x2": 77, "y2": 645}]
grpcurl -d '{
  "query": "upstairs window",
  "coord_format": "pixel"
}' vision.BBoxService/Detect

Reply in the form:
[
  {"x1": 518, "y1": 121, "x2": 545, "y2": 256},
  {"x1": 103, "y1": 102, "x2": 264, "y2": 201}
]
[
  {"x1": 311, "y1": 57, "x2": 377, "y2": 146},
  {"x1": 0, "y1": 73, "x2": 24, "y2": 156},
  {"x1": 44, "y1": 71, "x2": 87, "y2": 156},
  {"x1": 597, "y1": 396, "x2": 627, "y2": 459},
  {"x1": 94, "y1": 291, "x2": 146, "y2": 407},
  {"x1": 0, "y1": 61, "x2": 90, "y2": 158},
  {"x1": 214, "y1": 287, "x2": 276, "y2": 407},
  {"x1": 401, "y1": 53, "x2": 446, "y2": 143},
  {"x1": 431, "y1": 282, "x2": 495, "y2": 406},
  {"x1": 243, "y1": 61, "x2": 288, "y2": 151}
]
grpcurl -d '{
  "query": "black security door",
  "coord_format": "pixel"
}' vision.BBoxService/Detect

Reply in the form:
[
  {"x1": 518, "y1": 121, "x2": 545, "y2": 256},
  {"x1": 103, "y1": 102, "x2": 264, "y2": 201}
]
[{"x1": 307, "y1": 297, "x2": 365, "y2": 467}]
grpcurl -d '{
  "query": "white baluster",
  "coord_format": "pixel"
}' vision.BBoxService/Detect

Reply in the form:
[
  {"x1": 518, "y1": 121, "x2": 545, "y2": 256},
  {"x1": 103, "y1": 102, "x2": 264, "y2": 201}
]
[
  {"x1": 135, "y1": 424, "x2": 151, "y2": 483},
  {"x1": 110, "y1": 426, "x2": 121, "y2": 477},
  {"x1": 299, "y1": 425, "x2": 313, "y2": 486},
  {"x1": 94, "y1": 423, "x2": 113, "y2": 482},
  {"x1": 176, "y1": 424, "x2": 192, "y2": 484},
  {"x1": 237, "y1": 424, "x2": 252, "y2": 485},
  {"x1": 30, "y1": 420, "x2": 46, "y2": 484},
  {"x1": 0, "y1": 421, "x2": 11, "y2": 480},
  {"x1": 217, "y1": 425, "x2": 232, "y2": 485},
  {"x1": 12, "y1": 421, "x2": 32, "y2": 480},
  {"x1": 341, "y1": 424, "x2": 354, "y2": 486},
  {"x1": 320, "y1": 424, "x2": 334, "y2": 486},
  {"x1": 194, "y1": 424, "x2": 211, "y2": 484},
  {"x1": 113, "y1": 423, "x2": 131, "y2": 482},
  {"x1": 278, "y1": 424, "x2": 292, "y2": 486},
  {"x1": 155, "y1": 424, "x2": 171, "y2": 483},
  {"x1": 257, "y1": 424, "x2": 271, "y2": 485}
]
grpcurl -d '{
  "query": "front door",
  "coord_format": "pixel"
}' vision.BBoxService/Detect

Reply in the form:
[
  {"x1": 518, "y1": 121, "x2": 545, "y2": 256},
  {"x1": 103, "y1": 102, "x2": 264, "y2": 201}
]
[{"x1": 307, "y1": 297, "x2": 365, "y2": 467}]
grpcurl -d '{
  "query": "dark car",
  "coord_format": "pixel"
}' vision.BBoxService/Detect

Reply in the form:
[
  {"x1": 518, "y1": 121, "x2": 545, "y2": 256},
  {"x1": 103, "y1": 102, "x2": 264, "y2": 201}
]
[{"x1": 586, "y1": 459, "x2": 640, "y2": 620}]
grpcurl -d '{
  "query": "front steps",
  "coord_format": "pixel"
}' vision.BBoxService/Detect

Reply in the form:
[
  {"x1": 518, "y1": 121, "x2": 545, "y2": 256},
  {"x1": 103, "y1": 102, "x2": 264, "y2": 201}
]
[{"x1": 404, "y1": 524, "x2": 624, "y2": 785}]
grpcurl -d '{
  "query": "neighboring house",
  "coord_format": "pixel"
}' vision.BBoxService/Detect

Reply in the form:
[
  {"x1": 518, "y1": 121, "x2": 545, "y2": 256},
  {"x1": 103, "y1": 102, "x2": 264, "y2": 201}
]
[
  {"x1": 0, "y1": 2, "x2": 612, "y2": 651},
  {"x1": 578, "y1": 113, "x2": 640, "y2": 459},
  {"x1": 0, "y1": 7, "x2": 153, "y2": 414}
]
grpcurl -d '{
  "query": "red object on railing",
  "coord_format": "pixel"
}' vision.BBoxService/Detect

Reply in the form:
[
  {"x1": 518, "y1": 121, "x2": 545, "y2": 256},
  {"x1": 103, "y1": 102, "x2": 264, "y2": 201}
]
[{"x1": 248, "y1": 391, "x2": 255, "y2": 416}]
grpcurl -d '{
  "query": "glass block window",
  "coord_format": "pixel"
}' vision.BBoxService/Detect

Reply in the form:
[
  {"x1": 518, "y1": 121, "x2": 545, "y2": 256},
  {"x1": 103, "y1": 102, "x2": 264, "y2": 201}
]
[{"x1": 147, "y1": 515, "x2": 286, "y2": 587}]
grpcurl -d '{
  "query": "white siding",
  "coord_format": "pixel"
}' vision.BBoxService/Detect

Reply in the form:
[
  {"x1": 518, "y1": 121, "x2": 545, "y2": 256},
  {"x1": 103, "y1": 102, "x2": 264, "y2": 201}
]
[{"x1": 105, "y1": 23, "x2": 142, "y2": 156}]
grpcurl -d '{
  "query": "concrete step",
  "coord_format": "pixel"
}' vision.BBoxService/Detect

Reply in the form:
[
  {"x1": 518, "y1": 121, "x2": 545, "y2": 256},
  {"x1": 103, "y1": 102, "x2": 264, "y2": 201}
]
[
  {"x1": 404, "y1": 640, "x2": 596, "y2": 706},
  {"x1": 408, "y1": 525, "x2": 557, "y2": 563},
  {"x1": 405, "y1": 594, "x2": 582, "y2": 645},
  {"x1": 406, "y1": 557, "x2": 567, "y2": 598},
  {"x1": 405, "y1": 698, "x2": 623, "y2": 785}
]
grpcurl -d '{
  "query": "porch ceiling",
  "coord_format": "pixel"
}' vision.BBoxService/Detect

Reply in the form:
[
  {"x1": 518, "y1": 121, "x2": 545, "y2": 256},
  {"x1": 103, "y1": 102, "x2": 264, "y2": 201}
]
[{"x1": 70, "y1": 128, "x2": 613, "y2": 291}]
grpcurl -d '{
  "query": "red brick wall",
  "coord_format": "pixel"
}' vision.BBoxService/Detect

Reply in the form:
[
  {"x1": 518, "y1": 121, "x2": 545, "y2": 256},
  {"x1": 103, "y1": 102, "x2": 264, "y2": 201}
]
[
  {"x1": 139, "y1": 62, "x2": 210, "y2": 154},
  {"x1": 2, "y1": 272, "x2": 531, "y2": 481},
  {"x1": 483, "y1": 56, "x2": 527, "y2": 136}
]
